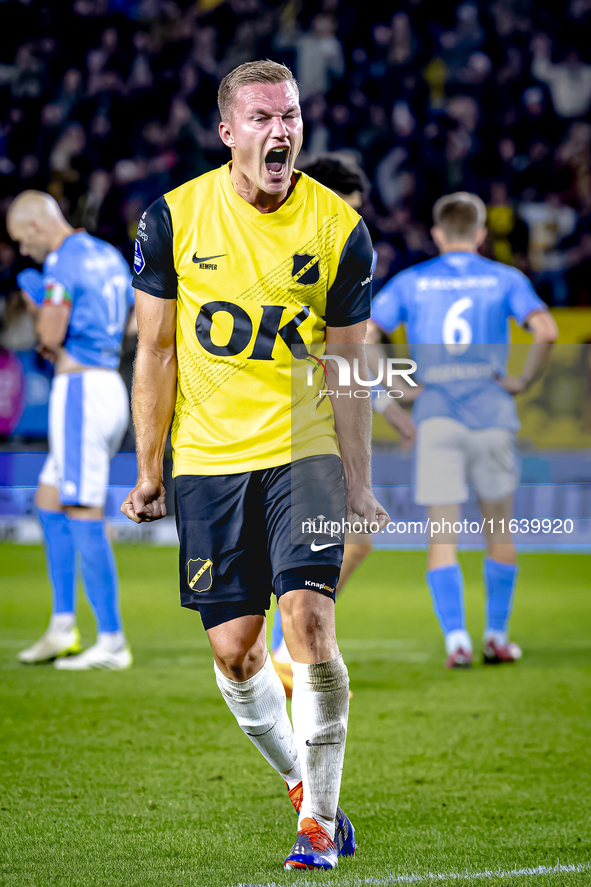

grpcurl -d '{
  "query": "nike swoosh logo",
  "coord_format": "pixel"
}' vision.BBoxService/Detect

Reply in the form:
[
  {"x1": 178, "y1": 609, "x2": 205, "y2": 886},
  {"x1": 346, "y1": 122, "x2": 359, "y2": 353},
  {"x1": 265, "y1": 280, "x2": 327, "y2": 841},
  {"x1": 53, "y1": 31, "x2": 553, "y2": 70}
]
[
  {"x1": 306, "y1": 739, "x2": 341, "y2": 746},
  {"x1": 192, "y1": 252, "x2": 227, "y2": 263},
  {"x1": 310, "y1": 540, "x2": 340, "y2": 551}
]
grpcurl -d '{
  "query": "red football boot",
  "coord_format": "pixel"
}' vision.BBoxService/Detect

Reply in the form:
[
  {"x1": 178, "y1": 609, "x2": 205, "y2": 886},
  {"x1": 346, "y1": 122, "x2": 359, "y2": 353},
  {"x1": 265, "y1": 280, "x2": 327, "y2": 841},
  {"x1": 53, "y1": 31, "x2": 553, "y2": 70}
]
[
  {"x1": 483, "y1": 638, "x2": 522, "y2": 664},
  {"x1": 284, "y1": 817, "x2": 338, "y2": 870},
  {"x1": 444, "y1": 647, "x2": 473, "y2": 669}
]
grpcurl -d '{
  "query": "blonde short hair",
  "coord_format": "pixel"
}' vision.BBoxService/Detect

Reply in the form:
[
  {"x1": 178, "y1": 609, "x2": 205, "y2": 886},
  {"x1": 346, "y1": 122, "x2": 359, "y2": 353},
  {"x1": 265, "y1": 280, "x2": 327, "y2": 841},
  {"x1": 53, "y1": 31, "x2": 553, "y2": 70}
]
[
  {"x1": 218, "y1": 59, "x2": 299, "y2": 121},
  {"x1": 432, "y1": 191, "x2": 487, "y2": 240}
]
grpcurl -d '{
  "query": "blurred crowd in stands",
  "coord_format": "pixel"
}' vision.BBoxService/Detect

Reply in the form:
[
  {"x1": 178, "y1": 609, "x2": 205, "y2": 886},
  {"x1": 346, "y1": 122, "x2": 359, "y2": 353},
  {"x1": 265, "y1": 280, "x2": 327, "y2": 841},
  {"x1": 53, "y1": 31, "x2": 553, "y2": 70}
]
[{"x1": 2, "y1": 0, "x2": 591, "y2": 371}]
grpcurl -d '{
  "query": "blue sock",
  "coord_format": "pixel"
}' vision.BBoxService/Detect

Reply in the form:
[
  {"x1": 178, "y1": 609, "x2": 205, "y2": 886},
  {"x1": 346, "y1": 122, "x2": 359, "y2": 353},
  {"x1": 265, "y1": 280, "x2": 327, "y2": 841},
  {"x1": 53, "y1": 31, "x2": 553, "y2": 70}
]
[
  {"x1": 271, "y1": 607, "x2": 284, "y2": 652},
  {"x1": 68, "y1": 519, "x2": 122, "y2": 634},
  {"x1": 426, "y1": 564, "x2": 465, "y2": 635},
  {"x1": 38, "y1": 509, "x2": 77, "y2": 616},
  {"x1": 484, "y1": 558, "x2": 519, "y2": 635}
]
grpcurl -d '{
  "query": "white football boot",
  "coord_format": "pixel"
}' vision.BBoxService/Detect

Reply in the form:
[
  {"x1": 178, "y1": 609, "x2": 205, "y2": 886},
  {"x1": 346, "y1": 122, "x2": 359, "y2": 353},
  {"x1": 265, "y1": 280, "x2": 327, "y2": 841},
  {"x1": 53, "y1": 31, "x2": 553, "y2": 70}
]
[
  {"x1": 54, "y1": 641, "x2": 132, "y2": 671},
  {"x1": 17, "y1": 627, "x2": 81, "y2": 664}
]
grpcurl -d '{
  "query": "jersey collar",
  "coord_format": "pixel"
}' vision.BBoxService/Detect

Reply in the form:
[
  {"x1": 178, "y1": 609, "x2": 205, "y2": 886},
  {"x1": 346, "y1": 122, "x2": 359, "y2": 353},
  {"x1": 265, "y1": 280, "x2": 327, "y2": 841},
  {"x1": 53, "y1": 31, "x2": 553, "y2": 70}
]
[{"x1": 221, "y1": 162, "x2": 306, "y2": 225}]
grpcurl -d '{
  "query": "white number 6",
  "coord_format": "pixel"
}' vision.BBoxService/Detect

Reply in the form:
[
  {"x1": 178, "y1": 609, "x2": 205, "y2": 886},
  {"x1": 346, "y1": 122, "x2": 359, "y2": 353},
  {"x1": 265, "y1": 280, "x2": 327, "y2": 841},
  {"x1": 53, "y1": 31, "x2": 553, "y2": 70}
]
[{"x1": 443, "y1": 297, "x2": 473, "y2": 355}]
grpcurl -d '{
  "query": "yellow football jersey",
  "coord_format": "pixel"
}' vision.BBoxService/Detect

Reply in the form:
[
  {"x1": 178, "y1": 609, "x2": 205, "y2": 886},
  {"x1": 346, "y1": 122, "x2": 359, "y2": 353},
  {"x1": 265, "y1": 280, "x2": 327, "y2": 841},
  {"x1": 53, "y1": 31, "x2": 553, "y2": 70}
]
[{"x1": 132, "y1": 162, "x2": 373, "y2": 476}]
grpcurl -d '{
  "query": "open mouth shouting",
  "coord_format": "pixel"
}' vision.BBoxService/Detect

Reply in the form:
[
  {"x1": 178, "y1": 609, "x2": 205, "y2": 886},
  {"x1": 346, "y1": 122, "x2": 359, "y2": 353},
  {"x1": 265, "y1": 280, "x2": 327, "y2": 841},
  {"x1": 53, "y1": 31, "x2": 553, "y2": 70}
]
[{"x1": 265, "y1": 146, "x2": 289, "y2": 179}]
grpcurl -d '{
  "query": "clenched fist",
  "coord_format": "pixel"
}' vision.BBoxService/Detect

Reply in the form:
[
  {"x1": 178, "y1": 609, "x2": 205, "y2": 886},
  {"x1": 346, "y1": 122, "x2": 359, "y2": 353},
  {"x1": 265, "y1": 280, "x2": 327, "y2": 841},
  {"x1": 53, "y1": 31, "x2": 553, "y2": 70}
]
[{"x1": 120, "y1": 478, "x2": 167, "y2": 523}]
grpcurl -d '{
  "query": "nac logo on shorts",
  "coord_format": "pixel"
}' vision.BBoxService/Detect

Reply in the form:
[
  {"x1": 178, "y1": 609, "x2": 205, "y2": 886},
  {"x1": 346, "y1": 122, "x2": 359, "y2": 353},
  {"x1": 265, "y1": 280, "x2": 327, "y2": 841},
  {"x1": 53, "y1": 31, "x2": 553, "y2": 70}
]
[
  {"x1": 187, "y1": 558, "x2": 213, "y2": 593},
  {"x1": 292, "y1": 253, "x2": 320, "y2": 286}
]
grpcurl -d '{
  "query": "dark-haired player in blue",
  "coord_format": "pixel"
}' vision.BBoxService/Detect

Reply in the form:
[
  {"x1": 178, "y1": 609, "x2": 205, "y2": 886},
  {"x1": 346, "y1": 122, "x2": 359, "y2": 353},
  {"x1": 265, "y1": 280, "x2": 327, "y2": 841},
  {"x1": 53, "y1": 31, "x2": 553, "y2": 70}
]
[
  {"x1": 8, "y1": 190, "x2": 135, "y2": 670},
  {"x1": 369, "y1": 192, "x2": 558, "y2": 668}
]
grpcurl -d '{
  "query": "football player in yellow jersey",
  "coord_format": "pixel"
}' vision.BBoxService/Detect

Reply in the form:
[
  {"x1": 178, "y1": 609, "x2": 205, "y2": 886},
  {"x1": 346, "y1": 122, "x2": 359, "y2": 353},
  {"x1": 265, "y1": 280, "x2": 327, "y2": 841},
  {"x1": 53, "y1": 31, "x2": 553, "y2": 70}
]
[{"x1": 121, "y1": 60, "x2": 388, "y2": 871}]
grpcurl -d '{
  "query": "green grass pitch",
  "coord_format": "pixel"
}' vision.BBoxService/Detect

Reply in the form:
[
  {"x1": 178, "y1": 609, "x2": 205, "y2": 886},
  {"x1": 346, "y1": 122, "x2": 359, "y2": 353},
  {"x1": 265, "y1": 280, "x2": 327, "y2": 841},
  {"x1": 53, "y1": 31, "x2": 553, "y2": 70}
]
[{"x1": 1, "y1": 543, "x2": 590, "y2": 887}]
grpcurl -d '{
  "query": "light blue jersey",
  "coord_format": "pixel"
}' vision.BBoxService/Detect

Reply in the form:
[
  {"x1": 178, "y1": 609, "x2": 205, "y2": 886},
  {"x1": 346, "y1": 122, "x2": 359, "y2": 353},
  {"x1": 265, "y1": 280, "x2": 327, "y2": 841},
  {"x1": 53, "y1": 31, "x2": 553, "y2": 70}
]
[
  {"x1": 371, "y1": 252, "x2": 547, "y2": 430},
  {"x1": 43, "y1": 232, "x2": 134, "y2": 369}
]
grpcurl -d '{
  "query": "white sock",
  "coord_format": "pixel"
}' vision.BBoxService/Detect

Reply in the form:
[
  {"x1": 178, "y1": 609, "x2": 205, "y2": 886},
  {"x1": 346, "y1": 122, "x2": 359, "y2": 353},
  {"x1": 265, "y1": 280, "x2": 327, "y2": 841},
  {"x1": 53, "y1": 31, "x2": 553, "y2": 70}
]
[
  {"x1": 484, "y1": 629, "x2": 507, "y2": 644},
  {"x1": 291, "y1": 655, "x2": 349, "y2": 840},
  {"x1": 214, "y1": 654, "x2": 301, "y2": 789},
  {"x1": 50, "y1": 613, "x2": 75, "y2": 634},
  {"x1": 97, "y1": 631, "x2": 126, "y2": 653},
  {"x1": 445, "y1": 628, "x2": 472, "y2": 655}
]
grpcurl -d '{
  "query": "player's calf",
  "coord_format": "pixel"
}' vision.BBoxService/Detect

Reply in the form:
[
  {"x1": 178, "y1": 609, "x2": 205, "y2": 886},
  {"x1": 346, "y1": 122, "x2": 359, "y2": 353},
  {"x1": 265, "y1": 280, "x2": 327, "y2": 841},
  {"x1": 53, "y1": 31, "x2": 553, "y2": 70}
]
[
  {"x1": 483, "y1": 558, "x2": 520, "y2": 663},
  {"x1": 214, "y1": 652, "x2": 301, "y2": 789},
  {"x1": 18, "y1": 507, "x2": 80, "y2": 664},
  {"x1": 426, "y1": 563, "x2": 473, "y2": 668},
  {"x1": 291, "y1": 655, "x2": 349, "y2": 838}
]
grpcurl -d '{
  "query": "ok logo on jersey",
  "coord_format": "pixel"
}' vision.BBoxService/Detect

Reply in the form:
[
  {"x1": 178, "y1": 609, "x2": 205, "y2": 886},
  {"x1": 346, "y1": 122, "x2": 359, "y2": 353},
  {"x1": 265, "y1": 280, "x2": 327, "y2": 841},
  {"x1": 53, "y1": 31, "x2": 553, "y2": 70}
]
[{"x1": 195, "y1": 301, "x2": 310, "y2": 360}]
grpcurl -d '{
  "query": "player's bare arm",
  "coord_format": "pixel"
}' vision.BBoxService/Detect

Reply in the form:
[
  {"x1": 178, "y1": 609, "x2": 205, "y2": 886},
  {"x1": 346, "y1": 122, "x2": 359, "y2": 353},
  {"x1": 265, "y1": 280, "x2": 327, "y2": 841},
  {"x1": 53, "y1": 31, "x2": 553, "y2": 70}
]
[
  {"x1": 36, "y1": 303, "x2": 70, "y2": 361},
  {"x1": 497, "y1": 309, "x2": 558, "y2": 394},
  {"x1": 121, "y1": 290, "x2": 177, "y2": 523},
  {"x1": 326, "y1": 321, "x2": 390, "y2": 530}
]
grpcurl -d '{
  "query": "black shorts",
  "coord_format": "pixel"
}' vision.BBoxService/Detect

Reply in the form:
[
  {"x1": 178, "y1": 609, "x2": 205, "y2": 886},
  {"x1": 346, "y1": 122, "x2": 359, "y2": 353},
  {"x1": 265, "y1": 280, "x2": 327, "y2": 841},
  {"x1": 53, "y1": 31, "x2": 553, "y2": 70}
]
[{"x1": 175, "y1": 454, "x2": 346, "y2": 629}]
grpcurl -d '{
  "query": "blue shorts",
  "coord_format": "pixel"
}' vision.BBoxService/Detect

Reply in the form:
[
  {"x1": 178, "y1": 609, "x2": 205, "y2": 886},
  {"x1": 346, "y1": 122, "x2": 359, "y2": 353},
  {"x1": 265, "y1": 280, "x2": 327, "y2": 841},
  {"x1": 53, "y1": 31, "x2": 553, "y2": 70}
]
[{"x1": 175, "y1": 455, "x2": 345, "y2": 630}]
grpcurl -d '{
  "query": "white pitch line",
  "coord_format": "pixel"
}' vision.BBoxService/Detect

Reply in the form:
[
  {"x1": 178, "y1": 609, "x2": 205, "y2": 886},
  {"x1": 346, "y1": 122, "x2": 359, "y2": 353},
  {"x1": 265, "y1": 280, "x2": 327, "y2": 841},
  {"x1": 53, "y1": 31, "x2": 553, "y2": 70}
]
[{"x1": 229, "y1": 861, "x2": 590, "y2": 887}]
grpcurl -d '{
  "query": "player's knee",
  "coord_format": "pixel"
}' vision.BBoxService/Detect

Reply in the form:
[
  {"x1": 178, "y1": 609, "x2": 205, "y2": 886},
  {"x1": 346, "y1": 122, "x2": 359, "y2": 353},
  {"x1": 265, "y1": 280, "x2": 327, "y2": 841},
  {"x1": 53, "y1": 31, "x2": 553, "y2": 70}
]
[
  {"x1": 214, "y1": 638, "x2": 266, "y2": 682},
  {"x1": 487, "y1": 542, "x2": 517, "y2": 566},
  {"x1": 280, "y1": 592, "x2": 337, "y2": 659},
  {"x1": 36, "y1": 484, "x2": 61, "y2": 512},
  {"x1": 280, "y1": 593, "x2": 320, "y2": 635}
]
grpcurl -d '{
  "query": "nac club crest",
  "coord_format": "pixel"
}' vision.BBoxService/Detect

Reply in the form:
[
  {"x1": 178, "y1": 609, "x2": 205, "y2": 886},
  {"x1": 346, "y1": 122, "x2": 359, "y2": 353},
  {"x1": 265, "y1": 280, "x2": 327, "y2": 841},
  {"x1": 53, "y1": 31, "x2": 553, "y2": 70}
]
[
  {"x1": 187, "y1": 558, "x2": 214, "y2": 593},
  {"x1": 292, "y1": 253, "x2": 320, "y2": 286}
]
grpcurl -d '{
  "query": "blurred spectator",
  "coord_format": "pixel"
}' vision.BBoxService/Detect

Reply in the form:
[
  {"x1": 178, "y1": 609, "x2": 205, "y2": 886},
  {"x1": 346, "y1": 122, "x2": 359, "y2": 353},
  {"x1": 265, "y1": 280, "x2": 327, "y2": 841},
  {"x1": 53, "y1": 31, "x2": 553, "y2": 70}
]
[
  {"x1": 49, "y1": 122, "x2": 88, "y2": 205},
  {"x1": 423, "y1": 55, "x2": 447, "y2": 110},
  {"x1": 9, "y1": 43, "x2": 47, "y2": 103},
  {"x1": 72, "y1": 168, "x2": 111, "y2": 232},
  {"x1": 531, "y1": 34, "x2": 591, "y2": 120},
  {"x1": 519, "y1": 194, "x2": 578, "y2": 305},
  {"x1": 0, "y1": 289, "x2": 35, "y2": 351},
  {"x1": 445, "y1": 95, "x2": 481, "y2": 190},
  {"x1": 0, "y1": 242, "x2": 16, "y2": 289},
  {"x1": 371, "y1": 240, "x2": 402, "y2": 293},
  {"x1": 498, "y1": 83, "x2": 559, "y2": 176},
  {"x1": 388, "y1": 12, "x2": 417, "y2": 67},
  {"x1": 128, "y1": 31, "x2": 153, "y2": 91},
  {"x1": 438, "y1": 3, "x2": 484, "y2": 70},
  {"x1": 299, "y1": 94, "x2": 330, "y2": 164},
  {"x1": 486, "y1": 180, "x2": 529, "y2": 270},
  {"x1": 556, "y1": 122, "x2": 591, "y2": 212},
  {"x1": 376, "y1": 146, "x2": 414, "y2": 209},
  {"x1": 0, "y1": 345, "x2": 24, "y2": 438},
  {"x1": 276, "y1": 13, "x2": 345, "y2": 101}
]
